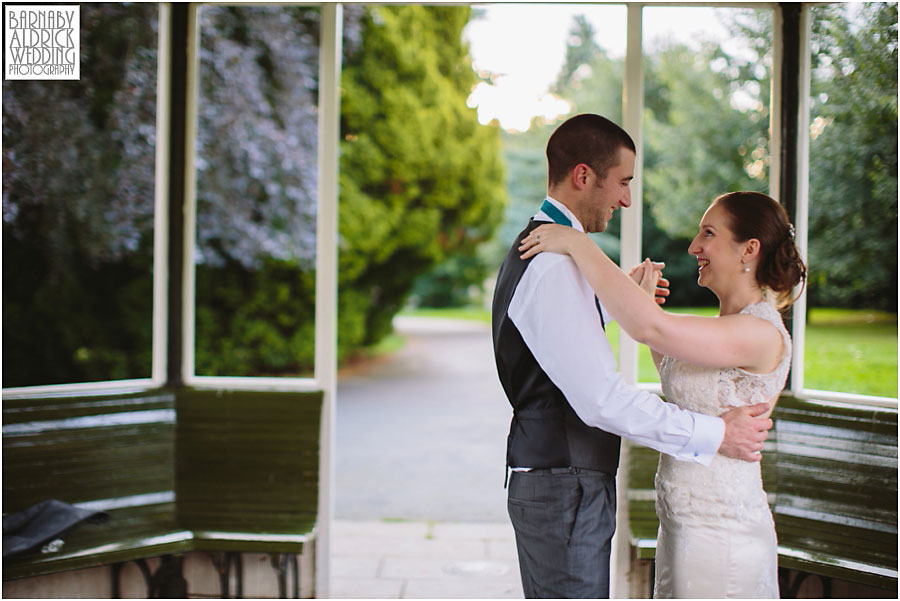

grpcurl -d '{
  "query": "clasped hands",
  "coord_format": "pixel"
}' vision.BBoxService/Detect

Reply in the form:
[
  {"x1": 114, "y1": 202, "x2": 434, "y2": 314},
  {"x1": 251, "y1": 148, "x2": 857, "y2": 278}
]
[{"x1": 629, "y1": 258, "x2": 670, "y2": 305}]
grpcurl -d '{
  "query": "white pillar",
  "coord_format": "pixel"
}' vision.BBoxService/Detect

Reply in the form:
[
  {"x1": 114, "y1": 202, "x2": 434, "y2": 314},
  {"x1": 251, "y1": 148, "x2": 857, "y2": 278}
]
[
  {"x1": 620, "y1": 2, "x2": 644, "y2": 386},
  {"x1": 790, "y1": 5, "x2": 812, "y2": 395},
  {"x1": 315, "y1": 3, "x2": 343, "y2": 597},
  {"x1": 182, "y1": 4, "x2": 200, "y2": 382},
  {"x1": 611, "y1": 4, "x2": 644, "y2": 598},
  {"x1": 152, "y1": 3, "x2": 171, "y2": 387}
]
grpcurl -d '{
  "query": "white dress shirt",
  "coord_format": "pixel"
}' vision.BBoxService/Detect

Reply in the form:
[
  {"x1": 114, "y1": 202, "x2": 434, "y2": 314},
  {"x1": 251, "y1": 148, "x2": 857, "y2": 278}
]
[{"x1": 508, "y1": 197, "x2": 725, "y2": 465}]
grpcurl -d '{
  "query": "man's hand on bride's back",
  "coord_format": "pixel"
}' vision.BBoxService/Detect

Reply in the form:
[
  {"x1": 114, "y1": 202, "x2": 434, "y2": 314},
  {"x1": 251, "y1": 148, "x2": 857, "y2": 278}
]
[{"x1": 718, "y1": 403, "x2": 773, "y2": 462}]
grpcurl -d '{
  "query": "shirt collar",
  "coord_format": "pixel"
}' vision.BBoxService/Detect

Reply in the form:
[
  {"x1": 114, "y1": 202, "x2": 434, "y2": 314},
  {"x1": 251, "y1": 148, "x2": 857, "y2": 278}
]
[{"x1": 535, "y1": 196, "x2": 584, "y2": 233}]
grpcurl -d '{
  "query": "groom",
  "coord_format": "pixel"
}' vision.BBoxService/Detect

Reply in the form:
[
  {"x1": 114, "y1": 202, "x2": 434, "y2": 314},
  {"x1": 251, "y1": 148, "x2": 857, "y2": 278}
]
[{"x1": 491, "y1": 113, "x2": 772, "y2": 598}]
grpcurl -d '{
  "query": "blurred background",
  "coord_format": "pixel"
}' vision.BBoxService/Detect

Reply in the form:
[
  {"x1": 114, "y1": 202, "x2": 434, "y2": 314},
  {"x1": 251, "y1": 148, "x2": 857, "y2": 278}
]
[{"x1": 3, "y1": 2, "x2": 895, "y2": 396}]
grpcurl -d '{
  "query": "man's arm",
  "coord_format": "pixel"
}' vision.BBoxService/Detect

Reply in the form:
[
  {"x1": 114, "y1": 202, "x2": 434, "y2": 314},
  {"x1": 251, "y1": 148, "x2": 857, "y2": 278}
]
[
  {"x1": 628, "y1": 260, "x2": 667, "y2": 370},
  {"x1": 510, "y1": 254, "x2": 726, "y2": 464}
]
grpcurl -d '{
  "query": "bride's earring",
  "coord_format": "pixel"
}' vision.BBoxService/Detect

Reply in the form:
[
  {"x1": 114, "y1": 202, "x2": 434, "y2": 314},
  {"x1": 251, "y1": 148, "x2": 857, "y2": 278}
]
[{"x1": 743, "y1": 264, "x2": 750, "y2": 273}]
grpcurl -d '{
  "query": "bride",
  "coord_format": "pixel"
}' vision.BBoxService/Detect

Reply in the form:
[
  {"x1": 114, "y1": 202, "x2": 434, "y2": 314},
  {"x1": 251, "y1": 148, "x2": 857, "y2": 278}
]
[{"x1": 519, "y1": 191, "x2": 806, "y2": 598}]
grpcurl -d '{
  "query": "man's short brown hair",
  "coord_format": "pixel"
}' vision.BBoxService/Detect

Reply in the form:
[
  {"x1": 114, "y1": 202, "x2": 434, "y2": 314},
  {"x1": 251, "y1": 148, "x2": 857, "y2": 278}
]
[{"x1": 546, "y1": 114, "x2": 636, "y2": 186}]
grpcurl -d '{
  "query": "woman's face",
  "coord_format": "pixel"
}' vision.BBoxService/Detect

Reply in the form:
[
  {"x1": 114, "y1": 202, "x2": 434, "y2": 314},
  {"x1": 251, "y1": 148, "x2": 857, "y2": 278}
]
[{"x1": 687, "y1": 202, "x2": 748, "y2": 293}]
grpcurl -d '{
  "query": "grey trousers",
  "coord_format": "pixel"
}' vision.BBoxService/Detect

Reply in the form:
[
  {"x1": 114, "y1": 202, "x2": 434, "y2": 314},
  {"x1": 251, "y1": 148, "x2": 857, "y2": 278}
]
[{"x1": 507, "y1": 468, "x2": 617, "y2": 599}]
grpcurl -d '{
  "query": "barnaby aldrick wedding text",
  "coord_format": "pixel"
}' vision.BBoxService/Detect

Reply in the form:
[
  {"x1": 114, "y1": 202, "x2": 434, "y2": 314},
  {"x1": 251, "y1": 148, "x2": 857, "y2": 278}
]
[{"x1": 5, "y1": 6, "x2": 79, "y2": 79}]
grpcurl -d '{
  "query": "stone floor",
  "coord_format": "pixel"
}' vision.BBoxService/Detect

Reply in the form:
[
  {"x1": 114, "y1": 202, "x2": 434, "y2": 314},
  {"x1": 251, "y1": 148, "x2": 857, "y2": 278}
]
[{"x1": 329, "y1": 519, "x2": 523, "y2": 599}]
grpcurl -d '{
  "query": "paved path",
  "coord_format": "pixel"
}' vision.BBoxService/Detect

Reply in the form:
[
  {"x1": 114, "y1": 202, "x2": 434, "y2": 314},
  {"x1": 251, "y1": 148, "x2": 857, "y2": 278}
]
[
  {"x1": 332, "y1": 316, "x2": 523, "y2": 598},
  {"x1": 335, "y1": 317, "x2": 511, "y2": 522}
]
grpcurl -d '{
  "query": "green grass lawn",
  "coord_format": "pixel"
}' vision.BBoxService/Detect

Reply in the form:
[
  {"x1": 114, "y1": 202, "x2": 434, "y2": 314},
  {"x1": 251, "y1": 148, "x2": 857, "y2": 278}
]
[{"x1": 401, "y1": 306, "x2": 898, "y2": 398}]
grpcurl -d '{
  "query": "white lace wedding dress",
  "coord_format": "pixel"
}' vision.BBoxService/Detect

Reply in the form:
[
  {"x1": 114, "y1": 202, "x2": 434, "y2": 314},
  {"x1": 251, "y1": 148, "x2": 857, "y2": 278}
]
[{"x1": 653, "y1": 301, "x2": 791, "y2": 598}]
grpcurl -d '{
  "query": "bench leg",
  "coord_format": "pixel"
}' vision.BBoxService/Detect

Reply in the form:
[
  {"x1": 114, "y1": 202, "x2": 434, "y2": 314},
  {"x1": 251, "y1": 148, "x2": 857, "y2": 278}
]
[
  {"x1": 111, "y1": 558, "x2": 153, "y2": 598},
  {"x1": 235, "y1": 553, "x2": 244, "y2": 598},
  {"x1": 779, "y1": 567, "x2": 834, "y2": 598},
  {"x1": 291, "y1": 553, "x2": 299, "y2": 598},
  {"x1": 111, "y1": 562, "x2": 124, "y2": 598},
  {"x1": 269, "y1": 553, "x2": 300, "y2": 598},
  {"x1": 210, "y1": 552, "x2": 243, "y2": 598},
  {"x1": 112, "y1": 556, "x2": 187, "y2": 598}
]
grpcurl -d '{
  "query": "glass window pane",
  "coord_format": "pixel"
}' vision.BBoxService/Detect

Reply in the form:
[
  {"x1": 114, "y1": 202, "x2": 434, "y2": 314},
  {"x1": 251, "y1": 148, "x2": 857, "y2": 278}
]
[
  {"x1": 640, "y1": 6, "x2": 773, "y2": 383},
  {"x1": 193, "y1": 5, "x2": 320, "y2": 378},
  {"x1": 2, "y1": 4, "x2": 159, "y2": 387},
  {"x1": 805, "y1": 3, "x2": 897, "y2": 397}
]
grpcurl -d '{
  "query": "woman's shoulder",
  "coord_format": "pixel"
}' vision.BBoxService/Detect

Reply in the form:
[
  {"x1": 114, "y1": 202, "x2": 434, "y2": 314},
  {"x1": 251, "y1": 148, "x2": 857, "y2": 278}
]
[
  {"x1": 737, "y1": 300, "x2": 793, "y2": 373},
  {"x1": 739, "y1": 300, "x2": 783, "y2": 326}
]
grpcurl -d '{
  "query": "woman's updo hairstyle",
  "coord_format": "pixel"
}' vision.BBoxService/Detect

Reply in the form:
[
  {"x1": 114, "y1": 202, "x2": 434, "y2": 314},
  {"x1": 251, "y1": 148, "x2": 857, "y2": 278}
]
[{"x1": 713, "y1": 191, "x2": 807, "y2": 308}]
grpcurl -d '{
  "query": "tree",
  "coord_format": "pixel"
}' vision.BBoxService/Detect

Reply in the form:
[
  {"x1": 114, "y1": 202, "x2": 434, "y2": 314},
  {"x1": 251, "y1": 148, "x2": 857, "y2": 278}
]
[
  {"x1": 195, "y1": 5, "x2": 506, "y2": 373},
  {"x1": 807, "y1": 2, "x2": 898, "y2": 310},
  {"x1": 488, "y1": 15, "x2": 626, "y2": 268},
  {"x1": 339, "y1": 5, "x2": 504, "y2": 343},
  {"x1": 552, "y1": 15, "x2": 623, "y2": 126},
  {"x1": 4, "y1": 4, "x2": 506, "y2": 383},
  {"x1": 643, "y1": 37, "x2": 771, "y2": 240},
  {"x1": 192, "y1": 5, "x2": 325, "y2": 376},
  {"x1": 3, "y1": 3, "x2": 159, "y2": 386}
]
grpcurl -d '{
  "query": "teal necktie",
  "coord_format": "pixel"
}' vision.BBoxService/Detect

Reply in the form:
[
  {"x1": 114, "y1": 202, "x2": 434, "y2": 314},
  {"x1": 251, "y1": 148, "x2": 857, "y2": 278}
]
[{"x1": 540, "y1": 199, "x2": 572, "y2": 227}]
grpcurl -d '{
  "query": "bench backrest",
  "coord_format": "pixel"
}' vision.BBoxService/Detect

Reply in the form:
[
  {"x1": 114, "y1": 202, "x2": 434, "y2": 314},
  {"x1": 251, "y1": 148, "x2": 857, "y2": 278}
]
[
  {"x1": 3, "y1": 390, "x2": 176, "y2": 513},
  {"x1": 3, "y1": 387, "x2": 323, "y2": 535},
  {"x1": 772, "y1": 395, "x2": 898, "y2": 586},
  {"x1": 175, "y1": 388, "x2": 323, "y2": 535}
]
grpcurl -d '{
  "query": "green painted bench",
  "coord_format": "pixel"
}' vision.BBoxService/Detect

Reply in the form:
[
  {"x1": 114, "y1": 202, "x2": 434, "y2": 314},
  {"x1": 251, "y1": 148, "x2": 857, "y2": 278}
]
[
  {"x1": 772, "y1": 396, "x2": 897, "y2": 595},
  {"x1": 3, "y1": 387, "x2": 322, "y2": 598},
  {"x1": 627, "y1": 394, "x2": 897, "y2": 597}
]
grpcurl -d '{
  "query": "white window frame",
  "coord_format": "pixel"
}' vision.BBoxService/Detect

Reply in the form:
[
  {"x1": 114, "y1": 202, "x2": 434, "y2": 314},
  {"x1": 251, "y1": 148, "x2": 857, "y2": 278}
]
[
  {"x1": 182, "y1": 3, "x2": 339, "y2": 396},
  {"x1": 2, "y1": 3, "x2": 172, "y2": 399},
  {"x1": 787, "y1": 4, "x2": 895, "y2": 409},
  {"x1": 622, "y1": 2, "x2": 896, "y2": 409},
  {"x1": 178, "y1": 8, "x2": 341, "y2": 595},
  {"x1": 2, "y1": 3, "x2": 342, "y2": 402}
]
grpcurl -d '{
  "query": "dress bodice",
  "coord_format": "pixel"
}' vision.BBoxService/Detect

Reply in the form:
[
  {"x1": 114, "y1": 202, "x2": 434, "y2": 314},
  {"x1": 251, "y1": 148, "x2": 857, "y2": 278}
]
[{"x1": 655, "y1": 301, "x2": 791, "y2": 524}]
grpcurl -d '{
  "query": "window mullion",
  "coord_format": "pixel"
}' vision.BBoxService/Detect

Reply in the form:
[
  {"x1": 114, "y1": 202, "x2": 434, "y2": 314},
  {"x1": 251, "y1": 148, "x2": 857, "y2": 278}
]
[
  {"x1": 619, "y1": 2, "x2": 644, "y2": 386},
  {"x1": 791, "y1": 4, "x2": 812, "y2": 395}
]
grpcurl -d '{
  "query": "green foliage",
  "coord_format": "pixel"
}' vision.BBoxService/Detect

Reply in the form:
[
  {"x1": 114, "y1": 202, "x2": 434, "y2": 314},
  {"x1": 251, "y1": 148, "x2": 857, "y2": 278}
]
[
  {"x1": 339, "y1": 5, "x2": 505, "y2": 336},
  {"x1": 807, "y1": 2, "x2": 898, "y2": 311},
  {"x1": 195, "y1": 259, "x2": 316, "y2": 377},
  {"x1": 410, "y1": 252, "x2": 490, "y2": 308},
  {"x1": 492, "y1": 11, "x2": 736, "y2": 306},
  {"x1": 552, "y1": 15, "x2": 623, "y2": 125},
  {"x1": 4, "y1": 4, "x2": 505, "y2": 383},
  {"x1": 643, "y1": 34, "x2": 771, "y2": 240},
  {"x1": 3, "y1": 3, "x2": 158, "y2": 387},
  {"x1": 192, "y1": 5, "x2": 322, "y2": 376},
  {"x1": 495, "y1": 6, "x2": 896, "y2": 311}
]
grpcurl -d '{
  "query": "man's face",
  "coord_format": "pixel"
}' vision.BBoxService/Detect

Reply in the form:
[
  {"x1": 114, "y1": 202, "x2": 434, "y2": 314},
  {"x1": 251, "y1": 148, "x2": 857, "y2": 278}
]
[{"x1": 579, "y1": 147, "x2": 635, "y2": 233}]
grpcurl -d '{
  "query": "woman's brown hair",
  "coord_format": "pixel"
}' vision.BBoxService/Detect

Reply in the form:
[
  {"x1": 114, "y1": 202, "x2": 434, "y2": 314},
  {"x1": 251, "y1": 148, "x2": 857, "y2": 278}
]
[{"x1": 713, "y1": 191, "x2": 807, "y2": 308}]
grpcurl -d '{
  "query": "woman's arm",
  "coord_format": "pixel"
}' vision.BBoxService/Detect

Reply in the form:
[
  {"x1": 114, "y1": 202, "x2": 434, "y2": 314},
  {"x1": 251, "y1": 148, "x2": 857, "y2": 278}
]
[
  {"x1": 520, "y1": 224, "x2": 783, "y2": 372},
  {"x1": 628, "y1": 261, "x2": 667, "y2": 372}
]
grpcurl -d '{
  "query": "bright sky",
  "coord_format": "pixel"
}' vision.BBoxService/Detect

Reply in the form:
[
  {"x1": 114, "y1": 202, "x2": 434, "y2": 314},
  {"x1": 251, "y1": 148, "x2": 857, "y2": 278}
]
[{"x1": 464, "y1": 3, "x2": 733, "y2": 131}]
